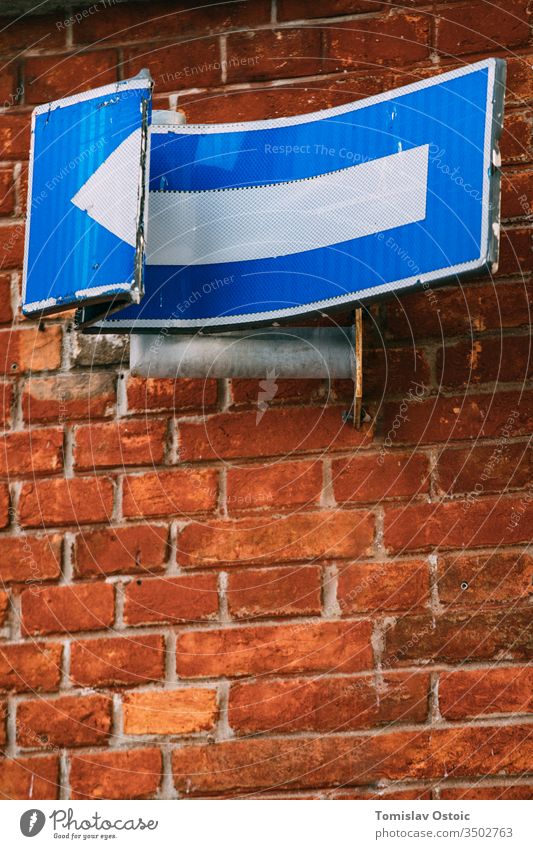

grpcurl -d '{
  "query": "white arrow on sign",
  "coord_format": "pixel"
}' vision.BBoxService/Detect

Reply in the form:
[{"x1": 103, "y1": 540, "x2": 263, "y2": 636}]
[{"x1": 72, "y1": 135, "x2": 429, "y2": 266}]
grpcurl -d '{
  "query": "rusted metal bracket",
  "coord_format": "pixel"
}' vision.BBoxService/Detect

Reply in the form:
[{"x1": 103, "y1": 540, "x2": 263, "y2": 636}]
[{"x1": 342, "y1": 308, "x2": 364, "y2": 429}]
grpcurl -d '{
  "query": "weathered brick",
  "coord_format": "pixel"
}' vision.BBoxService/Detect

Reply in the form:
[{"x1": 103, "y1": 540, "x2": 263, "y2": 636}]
[
  {"x1": 70, "y1": 635, "x2": 165, "y2": 688},
  {"x1": 225, "y1": 28, "x2": 322, "y2": 83},
  {"x1": 0, "y1": 222, "x2": 24, "y2": 268},
  {"x1": 0, "y1": 13, "x2": 64, "y2": 51},
  {"x1": 178, "y1": 510, "x2": 375, "y2": 567},
  {"x1": 440, "y1": 666, "x2": 533, "y2": 719},
  {"x1": 0, "y1": 533, "x2": 61, "y2": 584},
  {"x1": 501, "y1": 112, "x2": 533, "y2": 164},
  {"x1": 19, "y1": 476, "x2": 115, "y2": 528},
  {"x1": 437, "y1": 335, "x2": 533, "y2": 388},
  {"x1": 438, "y1": 550, "x2": 533, "y2": 606},
  {"x1": 0, "y1": 113, "x2": 31, "y2": 160},
  {"x1": 383, "y1": 610, "x2": 532, "y2": 666},
  {"x1": 0, "y1": 754, "x2": 59, "y2": 799},
  {"x1": 122, "y1": 469, "x2": 218, "y2": 518},
  {"x1": 337, "y1": 559, "x2": 429, "y2": 613},
  {"x1": 381, "y1": 391, "x2": 533, "y2": 445},
  {"x1": 127, "y1": 376, "x2": 217, "y2": 413},
  {"x1": 179, "y1": 406, "x2": 372, "y2": 461},
  {"x1": 74, "y1": 419, "x2": 167, "y2": 470},
  {"x1": 71, "y1": 332, "x2": 129, "y2": 368},
  {"x1": 70, "y1": 748, "x2": 162, "y2": 799},
  {"x1": 229, "y1": 672, "x2": 429, "y2": 733},
  {"x1": 123, "y1": 688, "x2": 218, "y2": 735},
  {"x1": 436, "y1": 442, "x2": 532, "y2": 496},
  {"x1": 74, "y1": 524, "x2": 168, "y2": 578},
  {"x1": 324, "y1": 13, "x2": 430, "y2": 71},
  {"x1": 0, "y1": 167, "x2": 14, "y2": 215},
  {"x1": 278, "y1": 0, "x2": 382, "y2": 18},
  {"x1": 501, "y1": 168, "x2": 533, "y2": 218},
  {"x1": 0, "y1": 483, "x2": 9, "y2": 528},
  {"x1": 176, "y1": 620, "x2": 373, "y2": 678},
  {"x1": 0, "y1": 428, "x2": 63, "y2": 478},
  {"x1": 332, "y1": 451, "x2": 429, "y2": 502},
  {"x1": 172, "y1": 724, "x2": 533, "y2": 794},
  {"x1": 436, "y1": 0, "x2": 530, "y2": 55},
  {"x1": 22, "y1": 373, "x2": 116, "y2": 423},
  {"x1": 227, "y1": 565, "x2": 322, "y2": 620},
  {"x1": 0, "y1": 326, "x2": 61, "y2": 374},
  {"x1": 0, "y1": 380, "x2": 12, "y2": 427},
  {"x1": 440, "y1": 784, "x2": 533, "y2": 800},
  {"x1": 124, "y1": 39, "x2": 220, "y2": 91},
  {"x1": 124, "y1": 574, "x2": 219, "y2": 626},
  {"x1": 0, "y1": 643, "x2": 62, "y2": 693},
  {"x1": 25, "y1": 51, "x2": 118, "y2": 103},
  {"x1": 384, "y1": 495, "x2": 533, "y2": 553},
  {"x1": 227, "y1": 460, "x2": 322, "y2": 513},
  {"x1": 21, "y1": 582, "x2": 114, "y2": 635},
  {"x1": 17, "y1": 694, "x2": 112, "y2": 748},
  {"x1": 0, "y1": 275, "x2": 12, "y2": 325}
]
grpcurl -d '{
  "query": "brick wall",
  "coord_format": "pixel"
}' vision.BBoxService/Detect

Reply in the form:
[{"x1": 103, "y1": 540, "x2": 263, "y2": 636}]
[{"x1": 0, "y1": 0, "x2": 532, "y2": 800}]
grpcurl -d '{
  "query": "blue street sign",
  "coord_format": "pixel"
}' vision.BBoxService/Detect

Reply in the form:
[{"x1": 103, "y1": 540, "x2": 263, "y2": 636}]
[
  {"x1": 23, "y1": 59, "x2": 505, "y2": 332},
  {"x1": 22, "y1": 72, "x2": 152, "y2": 317}
]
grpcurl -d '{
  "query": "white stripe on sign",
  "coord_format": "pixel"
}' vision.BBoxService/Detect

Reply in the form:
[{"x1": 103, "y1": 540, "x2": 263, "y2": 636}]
[{"x1": 73, "y1": 139, "x2": 428, "y2": 264}]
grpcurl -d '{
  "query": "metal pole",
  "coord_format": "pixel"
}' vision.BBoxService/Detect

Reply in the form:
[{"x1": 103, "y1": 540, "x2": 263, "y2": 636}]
[{"x1": 130, "y1": 326, "x2": 356, "y2": 379}]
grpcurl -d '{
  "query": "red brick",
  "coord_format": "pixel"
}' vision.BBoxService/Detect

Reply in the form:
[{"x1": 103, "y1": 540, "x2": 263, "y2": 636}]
[
  {"x1": 501, "y1": 168, "x2": 533, "y2": 218},
  {"x1": 70, "y1": 635, "x2": 165, "y2": 688},
  {"x1": 440, "y1": 784, "x2": 533, "y2": 800},
  {"x1": 226, "y1": 28, "x2": 322, "y2": 83},
  {"x1": 0, "y1": 643, "x2": 62, "y2": 693},
  {"x1": 180, "y1": 71, "x2": 392, "y2": 124},
  {"x1": 21, "y1": 582, "x2": 114, "y2": 635},
  {"x1": 436, "y1": 443, "x2": 532, "y2": 496},
  {"x1": 227, "y1": 460, "x2": 322, "y2": 513},
  {"x1": 124, "y1": 574, "x2": 219, "y2": 626},
  {"x1": 172, "y1": 724, "x2": 533, "y2": 794},
  {"x1": 122, "y1": 469, "x2": 218, "y2": 518},
  {"x1": 0, "y1": 113, "x2": 31, "y2": 160},
  {"x1": 331, "y1": 788, "x2": 432, "y2": 800},
  {"x1": 0, "y1": 428, "x2": 63, "y2": 478},
  {"x1": 74, "y1": 418, "x2": 167, "y2": 470},
  {"x1": 332, "y1": 451, "x2": 429, "y2": 503},
  {"x1": 0, "y1": 380, "x2": 12, "y2": 427},
  {"x1": 19, "y1": 476, "x2": 115, "y2": 528},
  {"x1": 124, "y1": 40, "x2": 220, "y2": 92},
  {"x1": 0, "y1": 276, "x2": 12, "y2": 325},
  {"x1": 179, "y1": 406, "x2": 372, "y2": 461},
  {"x1": 176, "y1": 620, "x2": 373, "y2": 678},
  {"x1": 17, "y1": 694, "x2": 112, "y2": 748},
  {"x1": 24, "y1": 51, "x2": 118, "y2": 104},
  {"x1": 227, "y1": 565, "x2": 322, "y2": 620},
  {"x1": 381, "y1": 391, "x2": 533, "y2": 445},
  {"x1": 127, "y1": 376, "x2": 217, "y2": 413},
  {"x1": 0, "y1": 484, "x2": 9, "y2": 528},
  {"x1": 324, "y1": 13, "x2": 430, "y2": 71},
  {"x1": 74, "y1": 524, "x2": 168, "y2": 578},
  {"x1": 438, "y1": 550, "x2": 533, "y2": 606},
  {"x1": 506, "y1": 56, "x2": 533, "y2": 105},
  {"x1": 384, "y1": 495, "x2": 533, "y2": 553},
  {"x1": 385, "y1": 279, "x2": 533, "y2": 337},
  {"x1": 73, "y1": 1, "x2": 271, "y2": 44},
  {"x1": 178, "y1": 510, "x2": 375, "y2": 567},
  {"x1": 278, "y1": 0, "x2": 382, "y2": 18},
  {"x1": 70, "y1": 748, "x2": 162, "y2": 800},
  {"x1": 497, "y1": 226, "x2": 533, "y2": 275},
  {"x1": 229, "y1": 671, "x2": 429, "y2": 734},
  {"x1": 501, "y1": 112, "x2": 533, "y2": 164},
  {"x1": 338, "y1": 559, "x2": 429, "y2": 613},
  {"x1": 0, "y1": 326, "x2": 61, "y2": 374},
  {"x1": 0, "y1": 534, "x2": 62, "y2": 587},
  {"x1": 0, "y1": 14, "x2": 65, "y2": 52},
  {"x1": 231, "y1": 378, "x2": 325, "y2": 408},
  {"x1": 436, "y1": 0, "x2": 530, "y2": 55},
  {"x1": 383, "y1": 609, "x2": 532, "y2": 666},
  {"x1": 440, "y1": 666, "x2": 533, "y2": 719},
  {"x1": 22, "y1": 373, "x2": 116, "y2": 423},
  {"x1": 0, "y1": 167, "x2": 14, "y2": 215},
  {"x1": 0, "y1": 590, "x2": 8, "y2": 626},
  {"x1": 0, "y1": 754, "x2": 59, "y2": 799},
  {"x1": 123, "y1": 688, "x2": 217, "y2": 735},
  {"x1": 437, "y1": 335, "x2": 533, "y2": 388}
]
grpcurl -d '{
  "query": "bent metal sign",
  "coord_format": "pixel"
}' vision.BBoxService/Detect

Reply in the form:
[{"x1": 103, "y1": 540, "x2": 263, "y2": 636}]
[{"x1": 22, "y1": 59, "x2": 505, "y2": 332}]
